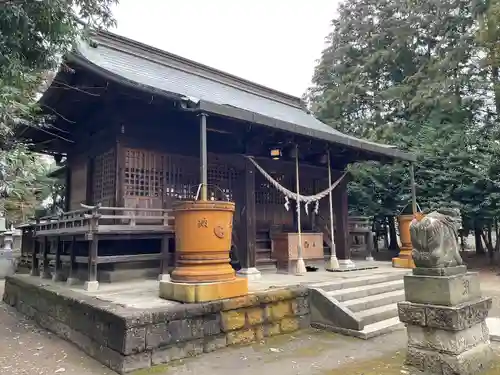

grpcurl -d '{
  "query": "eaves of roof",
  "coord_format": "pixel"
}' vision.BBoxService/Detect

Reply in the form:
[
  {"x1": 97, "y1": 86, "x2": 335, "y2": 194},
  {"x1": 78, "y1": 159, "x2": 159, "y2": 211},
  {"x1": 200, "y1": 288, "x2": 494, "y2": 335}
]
[{"x1": 66, "y1": 31, "x2": 416, "y2": 162}]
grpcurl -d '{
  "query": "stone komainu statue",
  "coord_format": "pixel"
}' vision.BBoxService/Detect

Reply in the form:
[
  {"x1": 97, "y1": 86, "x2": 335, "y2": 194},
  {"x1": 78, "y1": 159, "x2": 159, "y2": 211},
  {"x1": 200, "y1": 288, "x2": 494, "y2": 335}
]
[{"x1": 410, "y1": 208, "x2": 464, "y2": 268}]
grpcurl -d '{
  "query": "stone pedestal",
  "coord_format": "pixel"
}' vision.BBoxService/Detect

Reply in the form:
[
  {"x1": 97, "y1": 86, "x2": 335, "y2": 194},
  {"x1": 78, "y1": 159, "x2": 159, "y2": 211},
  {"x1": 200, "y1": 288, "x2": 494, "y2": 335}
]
[
  {"x1": 398, "y1": 267, "x2": 493, "y2": 374},
  {"x1": 338, "y1": 258, "x2": 356, "y2": 269},
  {"x1": 236, "y1": 267, "x2": 262, "y2": 280}
]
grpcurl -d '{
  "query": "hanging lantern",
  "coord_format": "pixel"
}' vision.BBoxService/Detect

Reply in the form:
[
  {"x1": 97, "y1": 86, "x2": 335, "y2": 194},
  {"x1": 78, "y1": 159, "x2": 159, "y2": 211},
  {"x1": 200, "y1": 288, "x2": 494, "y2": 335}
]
[{"x1": 270, "y1": 147, "x2": 282, "y2": 160}]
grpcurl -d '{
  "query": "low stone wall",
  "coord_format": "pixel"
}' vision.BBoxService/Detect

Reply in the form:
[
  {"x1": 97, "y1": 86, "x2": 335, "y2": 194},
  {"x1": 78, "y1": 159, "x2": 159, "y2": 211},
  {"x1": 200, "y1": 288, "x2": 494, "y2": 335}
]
[{"x1": 2, "y1": 275, "x2": 310, "y2": 374}]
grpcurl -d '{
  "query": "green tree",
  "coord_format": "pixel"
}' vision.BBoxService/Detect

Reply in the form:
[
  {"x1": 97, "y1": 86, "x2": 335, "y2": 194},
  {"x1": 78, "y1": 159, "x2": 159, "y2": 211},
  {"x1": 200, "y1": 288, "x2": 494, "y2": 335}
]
[
  {"x1": 0, "y1": 0, "x2": 117, "y2": 143},
  {"x1": 0, "y1": 147, "x2": 58, "y2": 225},
  {"x1": 307, "y1": 0, "x2": 480, "y2": 138},
  {"x1": 307, "y1": 0, "x2": 500, "y2": 255},
  {"x1": 0, "y1": 0, "x2": 117, "y2": 223}
]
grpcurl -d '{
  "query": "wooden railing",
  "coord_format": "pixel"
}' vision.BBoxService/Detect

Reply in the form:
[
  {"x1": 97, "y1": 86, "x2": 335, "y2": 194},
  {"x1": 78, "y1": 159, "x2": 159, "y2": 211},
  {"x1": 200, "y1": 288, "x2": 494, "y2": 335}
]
[
  {"x1": 32, "y1": 204, "x2": 175, "y2": 236},
  {"x1": 317, "y1": 214, "x2": 374, "y2": 258}
]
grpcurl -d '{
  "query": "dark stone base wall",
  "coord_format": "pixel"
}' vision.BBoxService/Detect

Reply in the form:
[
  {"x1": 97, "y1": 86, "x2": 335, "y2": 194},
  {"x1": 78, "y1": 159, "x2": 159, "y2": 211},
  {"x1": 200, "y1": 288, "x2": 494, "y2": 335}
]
[{"x1": 2, "y1": 276, "x2": 310, "y2": 374}]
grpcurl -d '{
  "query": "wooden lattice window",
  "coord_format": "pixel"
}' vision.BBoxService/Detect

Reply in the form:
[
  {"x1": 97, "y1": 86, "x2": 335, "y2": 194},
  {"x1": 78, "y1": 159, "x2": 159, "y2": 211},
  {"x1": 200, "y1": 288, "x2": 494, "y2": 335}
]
[
  {"x1": 207, "y1": 161, "x2": 239, "y2": 201},
  {"x1": 255, "y1": 171, "x2": 290, "y2": 205},
  {"x1": 93, "y1": 149, "x2": 116, "y2": 205},
  {"x1": 164, "y1": 154, "x2": 198, "y2": 200},
  {"x1": 300, "y1": 175, "x2": 315, "y2": 197},
  {"x1": 120, "y1": 149, "x2": 243, "y2": 206},
  {"x1": 124, "y1": 149, "x2": 164, "y2": 198}
]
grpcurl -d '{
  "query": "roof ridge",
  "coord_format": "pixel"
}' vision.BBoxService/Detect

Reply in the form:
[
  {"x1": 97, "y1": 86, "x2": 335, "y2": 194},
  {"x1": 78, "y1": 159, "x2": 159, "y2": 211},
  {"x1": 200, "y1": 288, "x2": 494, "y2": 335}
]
[{"x1": 89, "y1": 30, "x2": 306, "y2": 110}]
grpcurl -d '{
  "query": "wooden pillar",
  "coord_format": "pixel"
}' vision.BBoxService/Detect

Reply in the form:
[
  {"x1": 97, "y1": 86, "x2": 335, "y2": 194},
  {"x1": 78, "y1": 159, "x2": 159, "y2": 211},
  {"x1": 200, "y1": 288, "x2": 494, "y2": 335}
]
[
  {"x1": 40, "y1": 237, "x2": 51, "y2": 278},
  {"x1": 236, "y1": 157, "x2": 260, "y2": 280},
  {"x1": 84, "y1": 212, "x2": 99, "y2": 291},
  {"x1": 333, "y1": 174, "x2": 355, "y2": 268},
  {"x1": 30, "y1": 237, "x2": 40, "y2": 277},
  {"x1": 199, "y1": 113, "x2": 208, "y2": 201},
  {"x1": 159, "y1": 234, "x2": 170, "y2": 281},
  {"x1": 67, "y1": 237, "x2": 77, "y2": 285},
  {"x1": 292, "y1": 201, "x2": 299, "y2": 232},
  {"x1": 85, "y1": 235, "x2": 98, "y2": 290},
  {"x1": 114, "y1": 141, "x2": 123, "y2": 207},
  {"x1": 52, "y1": 237, "x2": 63, "y2": 281}
]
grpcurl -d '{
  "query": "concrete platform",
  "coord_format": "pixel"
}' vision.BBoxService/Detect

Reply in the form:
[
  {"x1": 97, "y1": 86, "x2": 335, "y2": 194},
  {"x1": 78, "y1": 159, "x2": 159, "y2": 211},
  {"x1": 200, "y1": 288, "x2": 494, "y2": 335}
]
[{"x1": 41, "y1": 260, "x2": 402, "y2": 310}]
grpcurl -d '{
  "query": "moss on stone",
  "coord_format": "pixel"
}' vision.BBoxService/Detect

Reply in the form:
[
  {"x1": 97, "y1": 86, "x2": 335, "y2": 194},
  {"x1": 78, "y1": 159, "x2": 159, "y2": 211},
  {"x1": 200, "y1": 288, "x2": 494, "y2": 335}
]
[
  {"x1": 221, "y1": 294, "x2": 259, "y2": 311},
  {"x1": 266, "y1": 322, "x2": 281, "y2": 337},
  {"x1": 258, "y1": 289, "x2": 294, "y2": 304},
  {"x1": 320, "y1": 350, "x2": 500, "y2": 375},
  {"x1": 246, "y1": 307, "x2": 264, "y2": 326},
  {"x1": 280, "y1": 317, "x2": 299, "y2": 333},
  {"x1": 254, "y1": 325, "x2": 265, "y2": 341},
  {"x1": 220, "y1": 310, "x2": 246, "y2": 331},
  {"x1": 266, "y1": 301, "x2": 291, "y2": 322},
  {"x1": 129, "y1": 363, "x2": 171, "y2": 375},
  {"x1": 227, "y1": 328, "x2": 255, "y2": 345}
]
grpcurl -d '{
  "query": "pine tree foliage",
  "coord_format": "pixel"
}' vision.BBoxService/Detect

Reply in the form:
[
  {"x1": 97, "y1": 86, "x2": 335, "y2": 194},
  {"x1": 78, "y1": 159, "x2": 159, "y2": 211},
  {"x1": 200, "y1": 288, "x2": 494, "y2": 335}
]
[{"x1": 308, "y1": 0, "x2": 500, "y2": 252}]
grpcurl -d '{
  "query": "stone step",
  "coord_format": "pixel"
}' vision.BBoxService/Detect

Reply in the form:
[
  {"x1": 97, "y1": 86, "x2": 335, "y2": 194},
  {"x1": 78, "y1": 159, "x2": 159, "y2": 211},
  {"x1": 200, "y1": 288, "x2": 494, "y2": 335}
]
[
  {"x1": 327, "y1": 279, "x2": 404, "y2": 302},
  {"x1": 312, "y1": 316, "x2": 405, "y2": 340},
  {"x1": 310, "y1": 272, "x2": 406, "y2": 293},
  {"x1": 344, "y1": 289, "x2": 405, "y2": 313},
  {"x1": 355, "y1": 303, "x2": 399, "y2": 326},
  {"x1": 356, "y1": 316, "x2": 404, "y2": 339},
  {"x1": 256, "y1": 248, "x2": 272, "y2": 254}
]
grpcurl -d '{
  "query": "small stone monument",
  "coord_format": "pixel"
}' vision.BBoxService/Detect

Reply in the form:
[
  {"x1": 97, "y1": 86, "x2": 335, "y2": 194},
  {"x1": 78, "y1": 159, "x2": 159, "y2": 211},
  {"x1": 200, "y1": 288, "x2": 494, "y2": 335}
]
[
  {"x1": 0, "y1": 229, "x2": 15, "y2": 279},
  {"x1": 398, "y1": 208, "x2": 493, "y2": 375}
]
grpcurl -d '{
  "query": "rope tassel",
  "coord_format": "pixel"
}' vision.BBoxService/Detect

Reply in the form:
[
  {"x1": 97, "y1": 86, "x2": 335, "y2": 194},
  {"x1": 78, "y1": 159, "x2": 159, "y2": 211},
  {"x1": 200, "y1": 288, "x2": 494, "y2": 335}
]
[{"x1": 246, "y1": 156, "x2": 347, "y2": 212}]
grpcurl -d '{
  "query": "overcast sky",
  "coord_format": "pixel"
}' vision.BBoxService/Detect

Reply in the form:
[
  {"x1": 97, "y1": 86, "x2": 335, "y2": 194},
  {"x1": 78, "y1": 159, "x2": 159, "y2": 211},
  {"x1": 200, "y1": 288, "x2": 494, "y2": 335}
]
[{"x1": 112, "y1": 0, "x2": 339, "y2": 98}]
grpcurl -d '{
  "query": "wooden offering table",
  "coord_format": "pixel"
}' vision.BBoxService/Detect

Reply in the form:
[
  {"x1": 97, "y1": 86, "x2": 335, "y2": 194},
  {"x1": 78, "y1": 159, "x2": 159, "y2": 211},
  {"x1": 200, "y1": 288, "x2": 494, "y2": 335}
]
[{"x1": 271, "y1": 232, "x2": 324, "y2": 274}]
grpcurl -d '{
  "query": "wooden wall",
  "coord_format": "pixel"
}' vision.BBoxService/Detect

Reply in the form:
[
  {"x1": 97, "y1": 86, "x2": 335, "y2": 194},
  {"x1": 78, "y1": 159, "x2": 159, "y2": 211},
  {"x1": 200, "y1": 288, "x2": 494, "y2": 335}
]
[
  {"x1": 67, "y1": 147, "x2": 116, "y2": 210},
  {"x1": 92, "y1": 148, "x2": 116, "y2": 207},
  {"x1": 68, "y1": 159, "x2": 88, "y2": 210}
]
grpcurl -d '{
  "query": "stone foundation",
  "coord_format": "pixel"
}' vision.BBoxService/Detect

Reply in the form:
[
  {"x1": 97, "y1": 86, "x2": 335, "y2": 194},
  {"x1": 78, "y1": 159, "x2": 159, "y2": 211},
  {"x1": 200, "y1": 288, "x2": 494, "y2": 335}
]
[
  {"x1": 399, "y1": 271, "x2": 493, "y2": 374},
  {"x1": 2, "y1": 275, "x2": 310, "y2": 374},
  {"x1": 159, "y1": 277, "x2": 248, "y2": 303}
]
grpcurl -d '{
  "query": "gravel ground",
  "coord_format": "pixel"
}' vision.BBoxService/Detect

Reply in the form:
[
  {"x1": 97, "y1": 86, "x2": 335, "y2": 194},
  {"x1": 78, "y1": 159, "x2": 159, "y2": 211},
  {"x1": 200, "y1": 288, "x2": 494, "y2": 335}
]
[
  {"x1": 0, "y1": 281, "x2": 112, "y2": 375},
  {"x1": 1, "y1": 270, "x2": 500, "y2": 375}
]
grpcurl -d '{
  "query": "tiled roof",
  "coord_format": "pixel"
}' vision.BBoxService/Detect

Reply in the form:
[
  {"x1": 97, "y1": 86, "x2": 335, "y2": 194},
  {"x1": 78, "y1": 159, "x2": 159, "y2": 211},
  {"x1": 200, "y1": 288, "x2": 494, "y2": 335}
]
[{"x1": 70, "y1": 31, "x2": 414, "y2": 162}]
